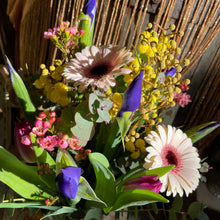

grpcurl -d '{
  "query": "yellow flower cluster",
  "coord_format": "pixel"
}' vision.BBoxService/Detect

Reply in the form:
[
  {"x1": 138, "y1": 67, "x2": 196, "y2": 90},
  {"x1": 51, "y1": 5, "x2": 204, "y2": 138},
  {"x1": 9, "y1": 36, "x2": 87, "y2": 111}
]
[
  {"x1": 34, "y1": 60, "x2": 70, "y2": 106},
  {"x1": 125, "y1": 130, "x2": 146, "y2": 159},
  {"x1": 125, "y1": 23, "x2": 191, "y2": 126},
  {"x1": 106, "y1": 88, "x2": 123, "y2": 119}
]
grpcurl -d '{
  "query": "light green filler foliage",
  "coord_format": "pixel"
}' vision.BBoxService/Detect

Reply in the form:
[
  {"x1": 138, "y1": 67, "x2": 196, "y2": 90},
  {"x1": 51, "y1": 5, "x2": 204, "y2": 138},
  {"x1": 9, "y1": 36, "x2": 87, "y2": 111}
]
[{"x1": 6, "y1": 57, "x2": 36, "y2": 123}]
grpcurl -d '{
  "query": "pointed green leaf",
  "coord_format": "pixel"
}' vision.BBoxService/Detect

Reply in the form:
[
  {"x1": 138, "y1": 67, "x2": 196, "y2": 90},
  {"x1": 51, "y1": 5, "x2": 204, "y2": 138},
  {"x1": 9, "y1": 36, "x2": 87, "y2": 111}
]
[
  {"x1": 89, "y1": 153, "x2": 116, "y2": 208},
  {"x1": 0, "y1": 146, "x2": 52, "y2": 200},
  {"x1": 110, "y1": 189, "x2": 169, "y2": 211},
  {"x1": 77, "y1": 177, "x2": 106, "y2": 205},
  {"x1": 0, "y1": 202, "x2": 62, "y2": 211},
  {"x1": 40, "y1": 207, "x2": 76, "y2": 219},
  {"x1": 56, "y1": 149, "x2": 77, "y2": 175},
  {"x1": 116, "y1": 112, "x2": 132, "y2": 149},
  {"x1": 185, "y1": 122, "x2": 220, "y2": 144},
  {"x1": 6, "y1": 57, "x2": 36, "y2": 123}
]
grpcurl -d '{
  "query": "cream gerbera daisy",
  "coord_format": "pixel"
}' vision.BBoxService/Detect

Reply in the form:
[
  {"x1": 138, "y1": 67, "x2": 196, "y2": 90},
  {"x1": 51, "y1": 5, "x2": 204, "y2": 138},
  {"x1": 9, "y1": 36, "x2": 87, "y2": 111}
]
[
  {"x1": 63, "y1": 45, "x2": 133, "y2": 92},
  {"x1": 144, "y1": 125, "x2": 201, "y2": 197}
]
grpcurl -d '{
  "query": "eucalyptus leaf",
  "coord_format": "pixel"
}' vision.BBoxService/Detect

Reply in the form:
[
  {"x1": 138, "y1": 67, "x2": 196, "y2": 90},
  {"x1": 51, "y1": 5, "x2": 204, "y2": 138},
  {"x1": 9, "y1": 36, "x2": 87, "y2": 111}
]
[
  {"x1": 197, "y1": 210, "x2": 209, "y2": 220},
  {"x1": 188, "y1": 202, "x2": 202, "y2": 219},
  {"x1": 172, "y1": 195, "x2": 183, "y2": 212},
  {"x1": 6, "y1": 57, "x2": 36, "y2": 123}
]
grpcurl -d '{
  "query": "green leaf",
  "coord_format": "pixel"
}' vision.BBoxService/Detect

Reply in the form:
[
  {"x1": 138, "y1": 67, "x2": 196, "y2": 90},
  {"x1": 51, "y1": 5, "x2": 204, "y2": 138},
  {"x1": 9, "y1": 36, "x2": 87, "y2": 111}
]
[
  {"x1": 139, "y1": 53, "x2": 148, "y2": 62},
  {"x1": 79, "y1": 12, "x2": 95, "y2": 48},
  {"x1": 77, "y1": 177, "x2": 106, "y2": 205},
  {"x1": 181, "y1": 214, "x2": 187, "y2": 220},
  {"x1": 188, "y1": 202, "x2": 202, "y2": 219},
  {"x1": 185, "y1": 122, "x2": 220, "y2": 144},
  {"x1": 84, "y1": 208, "x2": 103, "y2": 220},
  {"x1": 0, "y1": 202, "x2": 60, "y2": 210},
  {"x1": 169, "y1": 208, "x2": 177, "y2": 220},
  {"x1": 0, "y1": 146, "x2": 52, "y2": 200},
  {"x1": 172, "y1": 195, "x2": 183, "y2": 212},
  {"x1": 110, "y1": 189, "x2": 169, "y2": 211},
  {"x1": 56, "y1": 149, "x2": 77, "y2": 175},
  {"x1": 147, "y1": 210, "x2": 155, "y2": 220},
  {"x1": 0, "y1": 190, "x2": 5, "y2": 203},
  {"x1": 40, "y1": 206, "x2": 76, "y2": 219},
  {"x1": 31, "y1": 134, "x2": 57, "y2": 190},
  {"x1": 197, "y1": 210, "x2": 209, "y2": 220},
  {"x1": 6, "y1": 57, "x2": 36, "y2": 123},
  {"x1": 89, "y1": 153, "x2": 116, "y2": 208},
  {"x1": 152, "y1": 202, "x2": 158, "y2": 215},
  {"x1": 116, "y1": 112, "x2": 132, "y2": 149},
  {"x1": 89, "y1": 93, "x2": 100, "y2": 114},
  {"x1": 71, "y1": 112, "x2": 95, "y2": 146}
]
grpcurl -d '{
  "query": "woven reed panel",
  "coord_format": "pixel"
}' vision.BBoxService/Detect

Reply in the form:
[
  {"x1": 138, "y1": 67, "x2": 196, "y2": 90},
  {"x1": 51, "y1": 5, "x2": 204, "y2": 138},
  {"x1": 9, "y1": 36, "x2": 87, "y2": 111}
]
[
  {"x1": 2, "y1": 0, "x2": 220, "y2": 150},
  {"x1": 6, "y1": 0, "x2": 220, "y2": 73}
]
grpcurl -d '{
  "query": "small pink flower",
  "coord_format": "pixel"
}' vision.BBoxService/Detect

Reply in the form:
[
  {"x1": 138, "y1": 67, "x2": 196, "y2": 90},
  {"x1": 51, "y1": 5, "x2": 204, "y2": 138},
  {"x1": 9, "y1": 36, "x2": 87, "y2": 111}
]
[
  {"x1": 14, "y1": 120, "x2": 36, "y2": 163},
  {"x1": 70, "y1": 27, "x2": 77, "y2": 35},
  {"x1": 38, "y1": 112, "x2": 46, "y2": 119},
  {"x1": 49, "y1": 112, "x2": 56, "y2": 117},
  {"x1": 39, "y1": 135, "x2": 57, "y2": 151},
  {"x1": 35, "y1": 119, "x2": 43, "y2": 127},
  {"x1": 32, "y1": 127, "x2": 48, "y2": 136},
  {"x1": 69, "y1": 136, "x2": 81, "y2": 150},
  {"x1": 58, "y1": 139, "x2": 68, "y2": 149},
  {"x1": 174, "y1": 92, "x2": 191, "y2": 107},
  {"x1": 21, "y1": 135, "x2": 32, "y2": 145},
  {"x1": 80, "y1": 30, "x2": 85, "y2": 35},
  {"x1": 44, "y1": 121, "x2": 51, "y2": 129}
]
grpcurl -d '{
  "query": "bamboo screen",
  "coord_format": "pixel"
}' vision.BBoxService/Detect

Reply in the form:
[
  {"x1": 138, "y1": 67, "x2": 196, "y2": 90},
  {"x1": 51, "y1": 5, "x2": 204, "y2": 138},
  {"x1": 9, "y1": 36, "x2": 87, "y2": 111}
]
[{"x1": 7, "y1": 0, "x2": 220, "y2": 74}]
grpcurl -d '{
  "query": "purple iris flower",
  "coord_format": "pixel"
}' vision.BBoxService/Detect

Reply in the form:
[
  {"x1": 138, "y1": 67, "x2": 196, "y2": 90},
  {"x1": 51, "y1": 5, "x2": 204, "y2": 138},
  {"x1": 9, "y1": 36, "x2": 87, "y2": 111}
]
[
  {"x1": 83, "y1": 0, "x2": 96, "y2": 27},
  {"x1": 165, "y1": 68, "x2": 176, "y2": 77},
  {"x1": 56, "y1": 166, "x2": 81, "y2": 199},
  {"x1": 117, "y1": 70, "x2": 144, "y2": 117},
  {"x1": 14, "y1": 120, "x2": 36, "y2": 163},
  {"x1": 124, "y1": 175, "x2": 162, "y2": 193}
]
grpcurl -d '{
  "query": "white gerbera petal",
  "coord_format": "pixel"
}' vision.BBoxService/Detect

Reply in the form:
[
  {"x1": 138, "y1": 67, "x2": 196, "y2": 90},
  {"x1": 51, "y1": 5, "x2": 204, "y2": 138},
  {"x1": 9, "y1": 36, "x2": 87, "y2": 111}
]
[
  {"x1": 63, "y1": 45, "x2": 133, "y2": 91},
  {"x1": 143, "y1": 125, "x2": 201, "y2": 197}
]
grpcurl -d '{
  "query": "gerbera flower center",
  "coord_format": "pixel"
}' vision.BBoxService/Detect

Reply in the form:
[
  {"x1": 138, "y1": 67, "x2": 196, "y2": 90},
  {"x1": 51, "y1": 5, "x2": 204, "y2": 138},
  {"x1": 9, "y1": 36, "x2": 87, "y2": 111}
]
[
  {"x1": 90, "y1": 64, "x2": 109, "y2": 77},
  {"x1": 161, "y1": 145, "x2": 183, "y2": 175}
]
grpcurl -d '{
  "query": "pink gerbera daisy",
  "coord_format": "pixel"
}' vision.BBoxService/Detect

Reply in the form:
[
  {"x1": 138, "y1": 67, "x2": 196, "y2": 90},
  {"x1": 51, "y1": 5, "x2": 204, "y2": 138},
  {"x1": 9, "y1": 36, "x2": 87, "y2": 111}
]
[
  {"x1": 63, "y1": 45, "x2": 133, "y2": 92},
  {"x1": 144, "y1": 125, "x2": 201, "y2": 197}
]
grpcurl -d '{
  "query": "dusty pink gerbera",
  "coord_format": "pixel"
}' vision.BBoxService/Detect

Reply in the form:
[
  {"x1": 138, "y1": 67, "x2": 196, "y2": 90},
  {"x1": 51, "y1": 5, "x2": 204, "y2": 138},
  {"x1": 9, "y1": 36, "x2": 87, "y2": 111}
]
[
  {"x1": 63, "y1": 45, "x2": 133, "y2": 92},
  {"x1": 144, "y1": 125, "x2": 201, "y2": 197}
]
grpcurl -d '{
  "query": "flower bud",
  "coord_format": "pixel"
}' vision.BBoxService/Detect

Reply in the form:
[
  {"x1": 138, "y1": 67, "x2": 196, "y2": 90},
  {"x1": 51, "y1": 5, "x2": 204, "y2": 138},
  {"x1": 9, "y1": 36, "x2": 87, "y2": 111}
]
[{"x1": 14, "y1": 120, "x2": 36, "y2": 163}]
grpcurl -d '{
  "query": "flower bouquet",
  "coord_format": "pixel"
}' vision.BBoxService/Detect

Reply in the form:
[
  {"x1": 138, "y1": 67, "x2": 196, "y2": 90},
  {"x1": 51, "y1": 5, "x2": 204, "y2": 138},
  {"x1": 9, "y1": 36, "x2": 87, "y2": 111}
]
[{"x1": 0, "y1": 0, "x2": 219, "y2": 219}]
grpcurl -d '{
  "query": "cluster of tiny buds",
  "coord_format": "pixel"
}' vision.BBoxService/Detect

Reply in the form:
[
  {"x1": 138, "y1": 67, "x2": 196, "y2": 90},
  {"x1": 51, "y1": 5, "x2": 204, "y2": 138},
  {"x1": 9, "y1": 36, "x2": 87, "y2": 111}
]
[
  {"x1": 75, "y1": 148, "x2": 92, "y2": 161},
  {"x1": 35, "y1": 111, "x2": 57, "y2": 129},
  {"x1": 37, "y1": 163, "x2": 54, "y2": 175}
]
